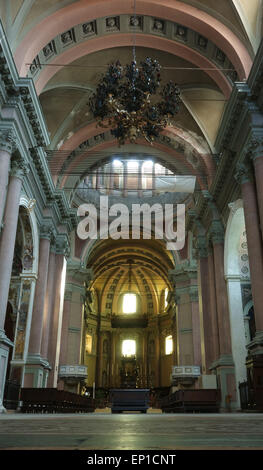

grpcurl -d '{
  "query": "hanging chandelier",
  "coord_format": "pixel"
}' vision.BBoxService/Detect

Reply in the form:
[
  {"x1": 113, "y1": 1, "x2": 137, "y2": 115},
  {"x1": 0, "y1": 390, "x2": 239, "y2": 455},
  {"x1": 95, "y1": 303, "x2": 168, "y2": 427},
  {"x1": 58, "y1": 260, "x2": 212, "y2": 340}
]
[
  {"x1": 89, "y1": 59, "x2": 180, "y2": 146},
  {"x1": 89, "y1": 1, "x2": 180, "y2": 146}
]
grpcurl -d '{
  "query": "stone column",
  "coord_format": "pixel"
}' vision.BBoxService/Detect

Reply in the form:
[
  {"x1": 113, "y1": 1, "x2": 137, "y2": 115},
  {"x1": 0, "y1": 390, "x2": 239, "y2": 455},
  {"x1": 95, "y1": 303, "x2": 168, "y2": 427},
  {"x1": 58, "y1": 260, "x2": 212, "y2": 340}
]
[
  {"x1": 189, "y1": 286, "x2": 202, "y2": 368},
  {"x1": 235, "y1": 164, "x2": 263, "y2": 350},
  {"x1": 210, "y1": 221, "x2": 233, "y2": 358},
  {"x1": 28, "y1": 228, "x2": 52, "y2": 357},
  {"x1": 0, "y1": 130, "x2": 17, "y2": 230},
  {"x1": 197, "y1": 238, "x2": 216, "y2": 371},
  {"x1": 207, "y1": 248, "x2": 220, "y2": 363},
  {"x1": 95, "y1": 315, "x2": 102, "y2": 387},
  {"x1": 0, "y1": 163, "x2": 28, "y2": 331},
  {"x1": 25, "y1": 226, "x2": 52, "y2": 387},
  {"x1": 170, "y1": 263, "x2": 200, "y2": 370},
  {"x1": 47, "y1": 250, "x2": 66, "y2": 388},
  {"x1": 110, "y1": 331, "x2": 116, "y2": 387},
  {"x1": 0, "y1": 160, "x2": 28, "y2": 412},
  {"x1": 250, "y1": 140, "x2": 263, "y2": 238},
  {"x1": 40, "y1": 244, "x2": 56, "y2": 361},
  {"x1": 210, "y1": 220, "x2": 237, "y2": 409},
  {"x1": 58, "y1": 289, "x2": 72, "y2": 369}
]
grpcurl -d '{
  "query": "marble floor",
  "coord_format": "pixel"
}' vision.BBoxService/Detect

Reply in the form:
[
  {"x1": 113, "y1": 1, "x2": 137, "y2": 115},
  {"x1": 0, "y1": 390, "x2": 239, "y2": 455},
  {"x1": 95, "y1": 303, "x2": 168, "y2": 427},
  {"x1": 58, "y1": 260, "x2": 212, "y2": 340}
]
[{"x1": 0, "y1": 413, "x2": 263, "y2": 450}]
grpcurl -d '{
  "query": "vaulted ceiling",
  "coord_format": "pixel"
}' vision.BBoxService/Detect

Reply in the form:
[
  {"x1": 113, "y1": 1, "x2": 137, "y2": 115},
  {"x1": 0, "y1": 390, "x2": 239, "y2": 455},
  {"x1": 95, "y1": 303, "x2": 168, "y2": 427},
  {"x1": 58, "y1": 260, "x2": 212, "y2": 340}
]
[{"x1": 1, "y1": 0, "x2": 261, "y2": 291}]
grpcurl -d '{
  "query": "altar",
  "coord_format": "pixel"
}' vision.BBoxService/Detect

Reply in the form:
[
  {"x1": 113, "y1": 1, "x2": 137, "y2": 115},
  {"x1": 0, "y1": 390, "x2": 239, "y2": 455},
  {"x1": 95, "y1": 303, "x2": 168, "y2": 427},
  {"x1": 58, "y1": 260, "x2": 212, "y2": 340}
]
[{"x1": 110, "y1": 389, "x2": 150, "y2": 413}]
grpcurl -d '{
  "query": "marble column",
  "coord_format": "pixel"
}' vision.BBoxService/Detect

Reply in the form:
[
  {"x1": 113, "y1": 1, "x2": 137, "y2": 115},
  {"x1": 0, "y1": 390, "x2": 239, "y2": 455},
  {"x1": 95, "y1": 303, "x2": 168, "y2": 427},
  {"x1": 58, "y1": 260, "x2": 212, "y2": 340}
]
[
  {"x1": 235, "y1": 164, "x2": 263, "y2": 349},
  {"x1": 47, "y1": 252, "x2": 66, "y2": 388},
  {"x1": 0, "y1": 163, "x2": 28, "y2": 331},
  {"x1": 211, "y1": 223, "x2": 233, "y2": 359},
  {"x1": 207, "y1": 249, "x2": 220, "y2": 363},
  {"x1": 189, "y1": 286, "x2": 202, "y2": 368},
  {"x1": 40, "y1": 244, "x2": 56, "y2": 361},
  {"x1": 58, "y1": 289, "x2": 72, "y2": 369},
  {"x1": 210, "y1": 221, "x2": 237, "y2": 410},
  {"x1": 252, "y1": 150, "x2": 263, "y2": 238},
  {"x1": 197, "y1": 239, "x2": 216, "y2": 371},
  {"x1": 0, "y1": 130, "x2": 17, "y2": 230},
  {"x1": 0, "y1": 160, "x2": 28, "y2": 412},
  {"x1": 95, "y1": 315, "x2": 102, "y2": 387},
  {"x1": 28, "y1": 229, "x2": 52, "y2": 359}
]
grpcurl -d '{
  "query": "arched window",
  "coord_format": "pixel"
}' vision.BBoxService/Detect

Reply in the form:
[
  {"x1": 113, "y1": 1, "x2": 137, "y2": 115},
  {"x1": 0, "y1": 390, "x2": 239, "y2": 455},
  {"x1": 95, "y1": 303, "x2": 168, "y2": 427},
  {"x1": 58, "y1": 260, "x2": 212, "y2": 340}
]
[
  {"x1": 122, "y1": 339, "x2": 136, "y2": 357},
  {"x1": 123, "y1": 293, "x2": 137, "y2": 314},
  {"x1": 165, "y1": 335, "x2": 173, "y2": 355}
]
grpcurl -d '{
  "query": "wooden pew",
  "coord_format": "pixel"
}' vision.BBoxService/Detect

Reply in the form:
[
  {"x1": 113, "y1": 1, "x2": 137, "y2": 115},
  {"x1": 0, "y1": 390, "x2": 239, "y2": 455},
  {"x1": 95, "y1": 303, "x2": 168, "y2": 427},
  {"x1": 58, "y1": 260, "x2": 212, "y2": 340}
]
[
  {"x1": 20, "y1": 388, "x2": 95, "y2": 413},
  {"x1": 160, "y1": 389, "x2": 221, "y2": 413}
]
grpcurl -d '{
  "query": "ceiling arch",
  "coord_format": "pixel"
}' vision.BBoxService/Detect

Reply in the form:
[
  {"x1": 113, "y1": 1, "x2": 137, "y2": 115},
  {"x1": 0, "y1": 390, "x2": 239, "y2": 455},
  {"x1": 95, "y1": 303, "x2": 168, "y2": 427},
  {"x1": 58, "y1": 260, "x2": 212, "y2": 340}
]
[
  {"x1": 33, "y1": 33, "x2": 232, "y2": 97},
  {"x1": 14, "y1": 0, "x2": 252, "y2": 80},
  {"x1": 49, "y1": 126, "x2": 213, "y2": 192}
]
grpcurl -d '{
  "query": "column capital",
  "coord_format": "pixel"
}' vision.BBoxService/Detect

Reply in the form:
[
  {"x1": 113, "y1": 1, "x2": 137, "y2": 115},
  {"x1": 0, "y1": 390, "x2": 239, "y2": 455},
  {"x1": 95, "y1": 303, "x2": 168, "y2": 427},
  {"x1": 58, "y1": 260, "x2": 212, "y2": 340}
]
[
  {"x1": 39, "y1": 224, "x2": 54, "y2": 240},
  {"x1": 0, "y1": 128, "x2": 18, "y2": 154},
  {"x1": 55, "y1": 237, "x2": 70, "y2": 257},
  {"x1": 209, "y1": 219, "x2": 225, "y2": 245},
  {"x1": 234, "y1": 162, "x2": 252, "y2": 184},
  {"x1": 245, "y1": 136, "x2": 263, "y2": 162},
  {"x1": 202, "y1": 190, "x2": 220, "y2": 219},
  {"x1": 196, "y1": 235, "x2": 208, "y2": 258},
  {"x1": 10, "y1": 158, "x2": 30, "y2": 180}
]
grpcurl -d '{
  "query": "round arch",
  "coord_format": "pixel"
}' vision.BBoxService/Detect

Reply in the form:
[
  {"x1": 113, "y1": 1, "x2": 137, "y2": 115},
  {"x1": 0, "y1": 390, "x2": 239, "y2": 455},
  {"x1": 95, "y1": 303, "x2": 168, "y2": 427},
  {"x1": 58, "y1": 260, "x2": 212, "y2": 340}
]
[
  {"x1": 19, "y1": 195, "x2": 39, "y2": 275},
  {"x1": 224, "y1": 199, "x2": 249, "y2": 405},
  {"x1": 14, "y1": 0, "x2": 252, "y2": 80}
]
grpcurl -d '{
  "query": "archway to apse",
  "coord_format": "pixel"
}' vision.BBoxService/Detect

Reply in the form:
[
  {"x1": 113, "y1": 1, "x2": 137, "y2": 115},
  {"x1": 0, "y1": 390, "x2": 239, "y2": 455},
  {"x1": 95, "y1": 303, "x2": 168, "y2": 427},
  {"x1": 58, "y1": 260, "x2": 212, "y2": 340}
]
[
  {"x1": 224, "y1": 199, "x2": 251, "y2": 404},
  {"x1": 80, "y1": 232, "x2": 177, "y2": 396}
]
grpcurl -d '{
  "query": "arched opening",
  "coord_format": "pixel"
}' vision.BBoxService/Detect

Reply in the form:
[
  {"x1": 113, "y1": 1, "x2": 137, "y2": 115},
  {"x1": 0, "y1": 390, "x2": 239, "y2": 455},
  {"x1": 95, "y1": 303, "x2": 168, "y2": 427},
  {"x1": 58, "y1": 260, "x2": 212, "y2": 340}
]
[{"x1": 224, "y1": 200, "x2": 250, "y2": 403}]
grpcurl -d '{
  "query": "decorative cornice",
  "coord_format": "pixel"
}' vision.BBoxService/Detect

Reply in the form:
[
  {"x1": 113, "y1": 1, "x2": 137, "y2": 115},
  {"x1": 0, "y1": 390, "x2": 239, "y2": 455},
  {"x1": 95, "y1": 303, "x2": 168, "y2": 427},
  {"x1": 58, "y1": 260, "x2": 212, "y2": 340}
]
[
  {"x1": 169, "y1": 260, "x2": 197, "y2": 284},
  {"x1": 67, "y1": 260, "x2": 93, "y2": 283}
]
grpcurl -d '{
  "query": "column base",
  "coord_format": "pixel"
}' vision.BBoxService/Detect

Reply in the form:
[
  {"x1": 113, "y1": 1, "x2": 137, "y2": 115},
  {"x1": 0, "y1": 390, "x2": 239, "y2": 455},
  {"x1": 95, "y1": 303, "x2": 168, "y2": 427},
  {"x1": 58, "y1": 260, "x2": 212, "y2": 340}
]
[
  {"x1": 210, "y1": 355, "x2": 238, "y2": 411},
  {"x1": 24, "y1": 354, "x2": 51, "y2": 388}
]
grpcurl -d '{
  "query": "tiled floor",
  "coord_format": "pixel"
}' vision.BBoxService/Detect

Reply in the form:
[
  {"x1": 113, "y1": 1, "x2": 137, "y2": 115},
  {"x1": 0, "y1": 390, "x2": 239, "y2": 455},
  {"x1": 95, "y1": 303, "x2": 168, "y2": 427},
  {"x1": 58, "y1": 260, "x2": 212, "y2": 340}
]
[{"x1": 0, "y1": 413, "x2": 263, "y2": 450}]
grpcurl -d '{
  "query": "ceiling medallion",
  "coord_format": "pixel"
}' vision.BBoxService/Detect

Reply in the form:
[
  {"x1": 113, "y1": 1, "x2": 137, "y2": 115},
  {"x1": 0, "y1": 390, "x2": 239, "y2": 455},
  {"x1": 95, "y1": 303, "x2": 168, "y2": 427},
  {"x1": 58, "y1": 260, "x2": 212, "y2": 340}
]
[{"x1": 89, "y1": 58, "x2": 180, "y2": 146}]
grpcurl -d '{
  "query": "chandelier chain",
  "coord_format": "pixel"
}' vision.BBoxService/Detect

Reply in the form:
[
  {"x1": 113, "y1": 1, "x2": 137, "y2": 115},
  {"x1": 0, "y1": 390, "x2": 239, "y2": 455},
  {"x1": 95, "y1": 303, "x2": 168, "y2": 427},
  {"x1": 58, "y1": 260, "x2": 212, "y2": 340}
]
[{"x1": 132, "y1": 0, "x2": 137, "y2": 64}]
